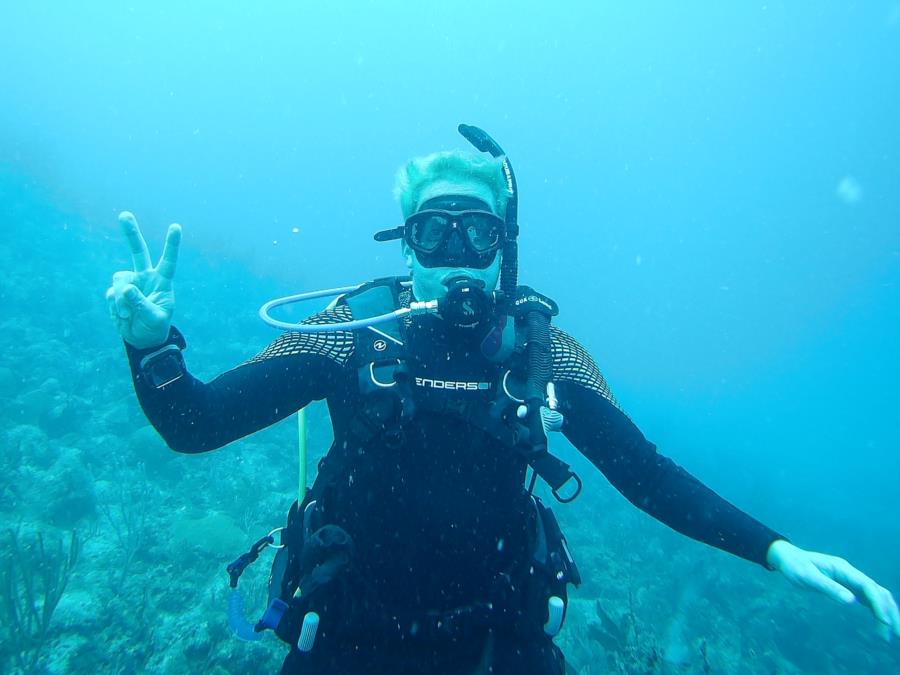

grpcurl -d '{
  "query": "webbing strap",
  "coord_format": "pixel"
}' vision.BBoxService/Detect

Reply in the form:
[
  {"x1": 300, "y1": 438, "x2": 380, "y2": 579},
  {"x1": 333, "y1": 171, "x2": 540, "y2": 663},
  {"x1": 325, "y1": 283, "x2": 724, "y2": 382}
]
[{"x1": 345, "y1": 277, "x2": 408, "y2": 365}]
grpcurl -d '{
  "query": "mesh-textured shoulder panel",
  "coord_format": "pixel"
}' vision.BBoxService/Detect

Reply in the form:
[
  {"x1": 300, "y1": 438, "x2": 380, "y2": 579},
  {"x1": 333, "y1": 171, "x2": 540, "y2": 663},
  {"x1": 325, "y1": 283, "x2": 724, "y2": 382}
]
[
  {"x1": 550, "y1": 326, "x2": 621, "y2": 410},
  {"x1": 398, "y1": 287, "x2": 413, "y2": 326},
  {"x1": 242, "y1": 304, "x2": 356, "y2": 367}
]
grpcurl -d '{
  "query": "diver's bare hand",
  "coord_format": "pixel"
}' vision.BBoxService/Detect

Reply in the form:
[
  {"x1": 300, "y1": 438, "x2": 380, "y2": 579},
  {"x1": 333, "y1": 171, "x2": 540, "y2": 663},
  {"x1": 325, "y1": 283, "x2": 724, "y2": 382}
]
[
  {"x1": 105, "y1": 211, "x2": 181, "y2": 349},
  {"x1": 768, "y1": 540, "x2": 900, "y2": 641}
]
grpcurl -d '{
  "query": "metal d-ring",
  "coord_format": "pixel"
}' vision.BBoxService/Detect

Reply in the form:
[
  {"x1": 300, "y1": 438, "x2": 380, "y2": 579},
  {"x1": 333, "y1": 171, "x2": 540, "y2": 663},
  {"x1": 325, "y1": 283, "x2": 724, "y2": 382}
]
[
  {"x1": 369, "y1": 360, "x2": 400, "y2": 388},
  {"x1": 266, "y1": 527, "x2": 286, "y2": 550},
  {"x1": 552, "y1": 473, "x2": 583, "y2": 504},
  {"x1": 501, "y1": 370, "x2": 525, "y2": 403}
]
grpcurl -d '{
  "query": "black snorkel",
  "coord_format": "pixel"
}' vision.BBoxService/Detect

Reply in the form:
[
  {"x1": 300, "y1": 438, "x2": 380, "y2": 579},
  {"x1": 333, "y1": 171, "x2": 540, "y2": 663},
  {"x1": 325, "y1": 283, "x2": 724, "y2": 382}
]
[
  {"x1": 457, "y1": 124, "x2": 519, "y2": 299},
  {"x1": 457, "y1": 124, "x2": 581, "y2": 503}
]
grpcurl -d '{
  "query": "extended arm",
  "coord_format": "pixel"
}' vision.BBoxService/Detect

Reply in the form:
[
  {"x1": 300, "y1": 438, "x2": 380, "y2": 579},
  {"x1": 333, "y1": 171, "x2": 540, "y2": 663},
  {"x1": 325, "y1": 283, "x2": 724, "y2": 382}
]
[
  {"x1": 558, "y1": 378, "x2": 781, "y2": 566},
  {"x1": 107, "y1": 211, "x2": 355, "y2": 454},
  {"x1": 552, "y1": 327, "x2": 899, "y2": 639},
  {"x1": 550, "y1": 328, "x2": 779, "y2": 564},
  {"x1": 125, "y1": 323, "x2": 351, "y2": 453}
]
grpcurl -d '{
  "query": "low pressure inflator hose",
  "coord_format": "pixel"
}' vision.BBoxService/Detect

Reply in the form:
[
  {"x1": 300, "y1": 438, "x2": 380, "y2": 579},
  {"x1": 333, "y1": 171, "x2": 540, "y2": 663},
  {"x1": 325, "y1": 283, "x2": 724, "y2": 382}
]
[
  {"x1": 228, "y1": 590, "x2": 263, "y2": 642},
  {"x1": 259, "y1": 283, "x2": 437, "y2": 333}
]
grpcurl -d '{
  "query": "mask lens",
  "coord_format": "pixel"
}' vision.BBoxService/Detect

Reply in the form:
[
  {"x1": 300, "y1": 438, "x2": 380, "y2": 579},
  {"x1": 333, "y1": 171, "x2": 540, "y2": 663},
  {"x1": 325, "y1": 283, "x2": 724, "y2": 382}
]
[
  {"x1": 460, "y1": 213, "x2": 502, "y2": 252},
  {"x1": 409, "y1": 213, "x2": 451, "y2": 252}
]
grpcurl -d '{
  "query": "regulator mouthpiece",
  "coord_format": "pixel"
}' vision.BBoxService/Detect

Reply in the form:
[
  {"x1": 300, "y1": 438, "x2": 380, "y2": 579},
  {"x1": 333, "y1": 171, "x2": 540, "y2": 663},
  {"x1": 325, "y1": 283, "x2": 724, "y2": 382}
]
[{"x1": 440, "y1": 276, "x2": 493, "y2": 330}]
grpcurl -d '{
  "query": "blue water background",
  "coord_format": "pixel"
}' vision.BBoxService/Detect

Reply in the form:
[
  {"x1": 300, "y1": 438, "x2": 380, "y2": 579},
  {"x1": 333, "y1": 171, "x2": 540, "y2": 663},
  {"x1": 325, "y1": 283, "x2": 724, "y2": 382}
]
[{"x1": 1, "y1": 2, "x2": 898, "y2": 672}]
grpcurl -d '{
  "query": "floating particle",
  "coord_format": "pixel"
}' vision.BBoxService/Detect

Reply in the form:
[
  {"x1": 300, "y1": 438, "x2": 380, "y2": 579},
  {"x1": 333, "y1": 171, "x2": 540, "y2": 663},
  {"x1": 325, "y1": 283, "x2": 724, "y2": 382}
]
[
  {"x1": 836, "y1": 176, "x2": 862, "y2": 205},
  {"x1": 292, "y1": 227, "x2": 300, "y2": 234}
]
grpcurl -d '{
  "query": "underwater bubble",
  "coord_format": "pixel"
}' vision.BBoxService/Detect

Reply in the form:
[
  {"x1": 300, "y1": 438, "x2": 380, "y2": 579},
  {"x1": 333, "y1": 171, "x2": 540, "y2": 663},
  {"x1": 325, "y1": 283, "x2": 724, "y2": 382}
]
[
  {"x1": 836, "y1": 175, "x2": 863, "y2": 205},
  {"x1": 292, "y1": 227, "x2": 300, "y2": 234}
]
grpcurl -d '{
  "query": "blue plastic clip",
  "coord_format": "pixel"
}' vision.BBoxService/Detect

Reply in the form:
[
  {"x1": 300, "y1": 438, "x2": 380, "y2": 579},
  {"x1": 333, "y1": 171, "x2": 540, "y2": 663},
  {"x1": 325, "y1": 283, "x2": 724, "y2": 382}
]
[{"x1": 256, "y1": 597, "x2": 289, "y2": 632}]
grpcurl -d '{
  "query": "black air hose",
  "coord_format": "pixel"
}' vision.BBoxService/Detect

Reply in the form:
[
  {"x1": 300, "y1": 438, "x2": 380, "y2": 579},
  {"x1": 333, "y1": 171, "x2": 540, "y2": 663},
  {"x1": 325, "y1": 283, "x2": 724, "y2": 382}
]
[{"x1": 526, "y1": 311, "x2": 553, "y2": 398}]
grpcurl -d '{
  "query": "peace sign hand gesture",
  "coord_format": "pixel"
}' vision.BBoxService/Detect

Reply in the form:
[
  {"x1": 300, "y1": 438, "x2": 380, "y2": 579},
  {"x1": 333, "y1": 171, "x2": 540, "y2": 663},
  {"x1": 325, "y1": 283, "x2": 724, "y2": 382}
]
[{"x1": 106, "y1": 211, "x2": 182, "y2": 349}]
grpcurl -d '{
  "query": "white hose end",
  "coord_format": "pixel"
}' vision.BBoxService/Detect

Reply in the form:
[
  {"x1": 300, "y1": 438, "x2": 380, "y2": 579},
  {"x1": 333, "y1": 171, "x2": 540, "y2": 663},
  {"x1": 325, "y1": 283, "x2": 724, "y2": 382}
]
[
  {"x1": 409, "y1": 299, "x2": 439, "y2": 316},
  {"x1": 297, "y1": 611, "x2": 320, "y2": 652},
  {"x1": 546, "y1": 381, "x2": 559, "y2": 410},
  {"x1": 544, "y1": 596, "x2": 565, "y2": 636}
]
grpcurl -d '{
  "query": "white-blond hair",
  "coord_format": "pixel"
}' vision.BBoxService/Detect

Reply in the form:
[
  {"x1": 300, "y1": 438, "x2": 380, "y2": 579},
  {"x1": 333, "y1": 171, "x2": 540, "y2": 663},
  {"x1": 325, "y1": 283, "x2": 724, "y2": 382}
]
[{"x1": 393, "y1": 150, "x2": 510, "y2": 218}]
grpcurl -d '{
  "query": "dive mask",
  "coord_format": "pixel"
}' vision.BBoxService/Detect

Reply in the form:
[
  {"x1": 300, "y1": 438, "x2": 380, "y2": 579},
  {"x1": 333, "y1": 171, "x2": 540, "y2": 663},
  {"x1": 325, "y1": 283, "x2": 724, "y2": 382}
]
[
  {"x1": 404, "y1": 208, "x2": 505, "y2": 268},
  {"x1": 374, "y1": 194, "x2": 505, "y2": 269}
]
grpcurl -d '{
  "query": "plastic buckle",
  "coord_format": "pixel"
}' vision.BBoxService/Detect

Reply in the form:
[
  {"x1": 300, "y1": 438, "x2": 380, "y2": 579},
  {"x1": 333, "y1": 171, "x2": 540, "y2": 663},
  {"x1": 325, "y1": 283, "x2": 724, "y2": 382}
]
[
  {"x1": 139, "y1": 344, "x2": 185, "y2": 389},
  {"x1": 226, "y1": 533, "x2": 276, "y2": 588},
  {"x1": 256, "y1": 597, "x2": 289, "y2": 632}
]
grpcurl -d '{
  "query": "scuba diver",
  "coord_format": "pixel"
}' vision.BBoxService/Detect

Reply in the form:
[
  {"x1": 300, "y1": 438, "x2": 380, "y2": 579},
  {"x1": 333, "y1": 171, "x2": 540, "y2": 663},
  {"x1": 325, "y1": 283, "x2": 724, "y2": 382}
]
[{"x1": 106, "y1": 126, "x2": 899, "y2": 674}]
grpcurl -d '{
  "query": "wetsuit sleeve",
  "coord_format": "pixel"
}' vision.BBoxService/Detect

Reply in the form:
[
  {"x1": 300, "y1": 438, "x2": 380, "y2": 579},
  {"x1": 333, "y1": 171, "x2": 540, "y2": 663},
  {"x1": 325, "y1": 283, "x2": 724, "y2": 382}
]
[
  {"x1": 550, "y1": 327, "x2": 783, "y2": 568},
  {"x1": 124, "y1": 305, "x2": 355, "y2": 454}
]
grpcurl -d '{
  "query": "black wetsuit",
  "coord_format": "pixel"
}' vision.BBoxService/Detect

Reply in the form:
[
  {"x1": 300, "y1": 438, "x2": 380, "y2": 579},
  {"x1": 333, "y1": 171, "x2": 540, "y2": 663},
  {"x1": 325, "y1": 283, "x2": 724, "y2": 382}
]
[{"x1": 126, "y1": 288, "x2": 781, "y2": 674}]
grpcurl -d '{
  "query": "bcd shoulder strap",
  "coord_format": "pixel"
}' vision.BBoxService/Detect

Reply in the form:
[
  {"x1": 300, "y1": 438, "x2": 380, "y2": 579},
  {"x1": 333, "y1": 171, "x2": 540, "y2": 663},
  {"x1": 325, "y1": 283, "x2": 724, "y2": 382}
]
[{"x1": 344, "y1": 276, "x2": 408, "y2": 365}]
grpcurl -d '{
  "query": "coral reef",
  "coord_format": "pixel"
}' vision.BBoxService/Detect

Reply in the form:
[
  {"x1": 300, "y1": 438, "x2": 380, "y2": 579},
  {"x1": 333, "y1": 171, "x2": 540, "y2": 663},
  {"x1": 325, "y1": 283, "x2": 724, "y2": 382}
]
[{"x1": 0, "y1": 528, "x2": 80, "y2": 672}]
